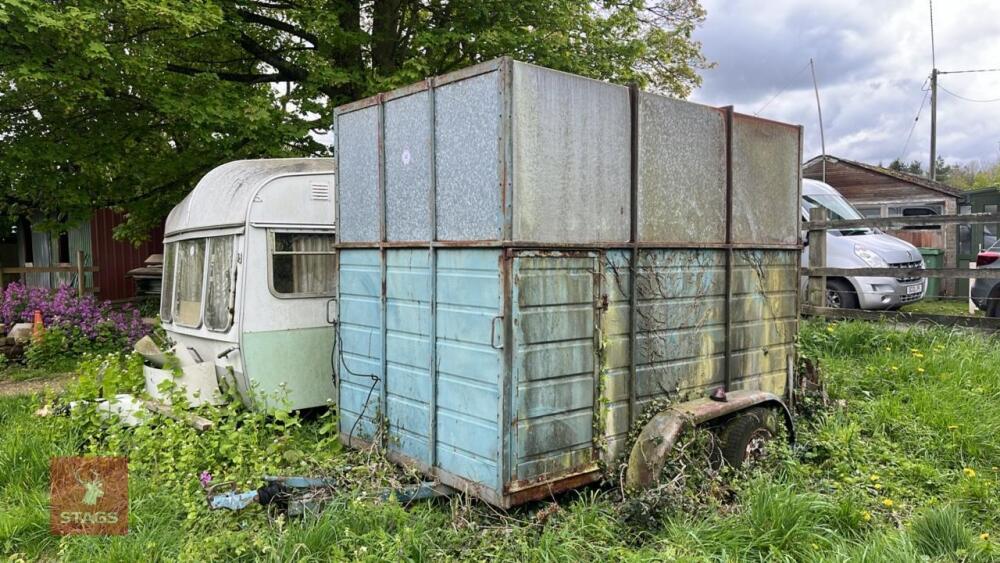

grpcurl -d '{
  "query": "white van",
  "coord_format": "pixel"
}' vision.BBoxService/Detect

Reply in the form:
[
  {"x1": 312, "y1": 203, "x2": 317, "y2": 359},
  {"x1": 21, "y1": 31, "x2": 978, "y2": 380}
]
[
  {"x1": 802, "y1": 179, "x2": 926, "y2": 309},
  {"x1": 157, "y1": 159, "x2": 337, "y2": 410}
]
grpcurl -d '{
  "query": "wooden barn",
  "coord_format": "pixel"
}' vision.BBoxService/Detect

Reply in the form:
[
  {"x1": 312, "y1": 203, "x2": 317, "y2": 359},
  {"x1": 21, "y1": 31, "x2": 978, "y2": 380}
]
[
  {"x1": 803, "y1": 155, "x2": 964, "y2": 296},
  {"x1": 1, "y1": 210, "x2": 164, "y2": 302}
]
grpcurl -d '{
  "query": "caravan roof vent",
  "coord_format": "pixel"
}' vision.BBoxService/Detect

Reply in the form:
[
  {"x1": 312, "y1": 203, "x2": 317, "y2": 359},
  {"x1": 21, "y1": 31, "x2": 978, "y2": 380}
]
[{"x1": 310, "y1": 184, "x2": 331, "y2": 201}]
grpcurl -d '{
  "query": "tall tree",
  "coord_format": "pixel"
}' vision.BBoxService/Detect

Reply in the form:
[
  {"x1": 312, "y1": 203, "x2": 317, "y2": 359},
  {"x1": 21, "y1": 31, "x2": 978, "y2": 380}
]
[{"x1": 0, "y1": 0, "x2": 710, "y2": 240}]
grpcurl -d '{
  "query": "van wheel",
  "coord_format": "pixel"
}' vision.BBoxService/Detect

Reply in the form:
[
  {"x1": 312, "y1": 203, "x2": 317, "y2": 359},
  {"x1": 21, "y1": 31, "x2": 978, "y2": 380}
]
[
  {"x1": 826, "y1": 279, "x2": 859, "y2": 309},
  {"x1": 720, "y1": 408, "x2": 777, "y2": 469},
  {"x1": 988, "y1": 291, "x2": 1000, "y2": 318}
]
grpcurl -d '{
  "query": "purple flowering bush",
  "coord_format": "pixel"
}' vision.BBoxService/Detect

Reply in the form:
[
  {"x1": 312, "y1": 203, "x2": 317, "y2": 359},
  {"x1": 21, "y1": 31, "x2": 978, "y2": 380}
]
[{"x1": 1, "y1": 282, "x2": 149, "y2": 368}]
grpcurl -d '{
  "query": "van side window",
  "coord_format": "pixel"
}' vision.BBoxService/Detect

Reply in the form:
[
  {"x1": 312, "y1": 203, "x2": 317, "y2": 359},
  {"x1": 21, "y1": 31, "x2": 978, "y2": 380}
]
[
  {"x1": 205, "y1": 236, "x2": 236, "y2": 331},
  {"x1": 270, "y1": 232, "x2": 336, "y2": 297},
  {"x1": 160, "y1": 243, "x2": 176, "y2": 322},
  {"x1": 172, "y1": 239, "x2": 207, "y2": 327}
]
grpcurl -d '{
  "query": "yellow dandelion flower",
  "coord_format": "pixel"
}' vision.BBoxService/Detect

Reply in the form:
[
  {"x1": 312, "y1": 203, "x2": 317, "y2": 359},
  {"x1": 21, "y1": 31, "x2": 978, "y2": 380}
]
[
  {"x1": 882, "y1": 499, "x2": 894, "y2": 508},
  {"x1": 874, "y1": 483, "x2": 882, "y2": 490},
  {"x1": 948, "y1": 425, "x2": 959, "y2": 430},
  {"x1": 827, "y1": 325, "x2": 835, "y2": 333},
  {"x1": 862, "y1": 511, "x2": 872, "y2": 521},
  {"x1": 913, "y1": 352, "x2": 924, "y2": 358},
  {"x1": 870, "y1": 474, "x2": 880, "y2": 481},
  {"x1": 917, "y1": 367, "x2": 925, "y2": 373},
  {"x1": 981, "y1": 532, "x2": 990, "y2": 541},
  {"x1": 891, "y1": 366, "x2": 899, "y2": 371},
  {"x1": 964, "y1": 468, "x2": 977, "y2": 478}
]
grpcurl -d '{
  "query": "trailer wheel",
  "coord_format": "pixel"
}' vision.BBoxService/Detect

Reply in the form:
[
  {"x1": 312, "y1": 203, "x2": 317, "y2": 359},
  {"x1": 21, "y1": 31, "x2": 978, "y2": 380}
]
[{"x1": 720, "y1": 408, "x2": 777, "y2": 469}]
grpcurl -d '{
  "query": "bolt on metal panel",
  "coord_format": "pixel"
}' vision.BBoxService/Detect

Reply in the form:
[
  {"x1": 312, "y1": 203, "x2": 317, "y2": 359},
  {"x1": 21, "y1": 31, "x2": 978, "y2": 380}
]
[
  {"x1": 637, "y1": 93, "x2": 727, "y2": 243},
  {"x1": 731, "y1": 115, "x2": 801, "y2": 245},
  {"x1": 511, "y1": 62, "x2": 631, "y2": 243},
  {"x1": 384, "y1": 92, "x2": 433, "y2": 241},
  {"x1": 337, "y1": 108, "x2": 380, "y2": 242},
  {"x1": 434, "y1": 72, "x2": 503, "y2": 241}
]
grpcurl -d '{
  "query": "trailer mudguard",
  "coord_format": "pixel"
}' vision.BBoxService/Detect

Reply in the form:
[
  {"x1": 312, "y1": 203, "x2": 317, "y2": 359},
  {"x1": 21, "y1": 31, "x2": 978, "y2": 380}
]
[{"x1": 625, "y1": 391, "x2": 794, "y2": 491}]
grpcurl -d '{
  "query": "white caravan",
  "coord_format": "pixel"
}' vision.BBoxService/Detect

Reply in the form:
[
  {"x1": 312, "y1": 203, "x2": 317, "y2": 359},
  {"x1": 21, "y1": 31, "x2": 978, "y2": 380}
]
[{"x1": 155, "y1": 159, "x2": 337, "y2": 410}]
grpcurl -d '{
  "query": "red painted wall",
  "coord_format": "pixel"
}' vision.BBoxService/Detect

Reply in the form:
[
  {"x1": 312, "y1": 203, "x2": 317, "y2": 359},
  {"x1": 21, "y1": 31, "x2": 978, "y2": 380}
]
[{"x1": 90, "y1": 209, "x2": 164, "y2": 301}]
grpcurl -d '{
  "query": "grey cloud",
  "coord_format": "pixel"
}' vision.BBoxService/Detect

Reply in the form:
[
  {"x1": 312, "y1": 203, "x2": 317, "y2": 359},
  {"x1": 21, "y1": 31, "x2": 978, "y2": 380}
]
[{"x1": 687, "y1": 0, "x2": 1000, "y2": 165}]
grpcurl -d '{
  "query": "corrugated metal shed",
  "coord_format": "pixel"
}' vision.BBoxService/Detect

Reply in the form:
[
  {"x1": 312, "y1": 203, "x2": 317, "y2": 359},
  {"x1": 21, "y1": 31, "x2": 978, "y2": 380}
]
[{"x1": 91, "y1": 209, "x2": 164, "y2": 301}]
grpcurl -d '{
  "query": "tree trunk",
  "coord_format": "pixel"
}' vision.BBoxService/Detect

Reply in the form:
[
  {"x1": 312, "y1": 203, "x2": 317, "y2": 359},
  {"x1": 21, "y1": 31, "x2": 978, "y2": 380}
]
[{"x1": 371, "y1": 0, "x2": 404, "y2": 75}]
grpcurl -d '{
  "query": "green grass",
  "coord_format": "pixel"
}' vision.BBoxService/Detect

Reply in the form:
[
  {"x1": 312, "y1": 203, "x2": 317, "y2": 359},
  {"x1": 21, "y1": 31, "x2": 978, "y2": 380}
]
[
  {"x1": 900, "y1": 297, "x2": 983, "y2": 317},
  {"x1": 0, "y1": 365, "x2": 68, "y2": 383},
  {"x1": 2, "y1": 320, "x2": 1000, "y2": 561}
]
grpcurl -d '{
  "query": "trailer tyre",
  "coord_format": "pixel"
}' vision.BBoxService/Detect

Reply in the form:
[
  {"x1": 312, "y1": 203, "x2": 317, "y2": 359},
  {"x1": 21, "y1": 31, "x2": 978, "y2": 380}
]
[{"x1": 720, "y1": 408, "x2": 777, "y2": 469}]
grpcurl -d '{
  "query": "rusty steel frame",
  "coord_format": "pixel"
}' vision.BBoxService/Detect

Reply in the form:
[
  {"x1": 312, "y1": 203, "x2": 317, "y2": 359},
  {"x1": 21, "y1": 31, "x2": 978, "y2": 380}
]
[
  {"x1": 427, "y1": 76, "x2": 439, "y2": 470},
  {"x1": 377, "y1": 97, "x2": 389, "y2": 450},
  {"x1": 627, "y1": 84, "x2": 640, "y2": 427},
  {"x1": 723, "y1": 105, "x2": 735, "y2": 394}
]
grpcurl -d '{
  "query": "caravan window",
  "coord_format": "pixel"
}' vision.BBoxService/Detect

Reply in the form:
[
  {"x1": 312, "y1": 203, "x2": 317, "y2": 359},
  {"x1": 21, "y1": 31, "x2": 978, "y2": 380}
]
[
  {"x1": 172, "y1": 239, "x2": 206, "y2": 327},
  {"x1": 269, "y1": 232, "x2": 336, "y2": 297},
  {"x1": 205, "y1": 236, "x2": 235, "y2": 331},
  {"x1": 160, "y1": 243, "x2": 176, "y2": 322}
]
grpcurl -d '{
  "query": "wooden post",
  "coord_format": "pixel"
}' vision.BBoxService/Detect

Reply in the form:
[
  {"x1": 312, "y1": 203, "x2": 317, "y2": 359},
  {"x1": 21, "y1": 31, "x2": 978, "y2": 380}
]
[
  {"x1": 807, "y1": 207, "x2": 828, "y2": 309},
  {"x1": 76, "y1": 250, "x2": 85, "y2": 297}
]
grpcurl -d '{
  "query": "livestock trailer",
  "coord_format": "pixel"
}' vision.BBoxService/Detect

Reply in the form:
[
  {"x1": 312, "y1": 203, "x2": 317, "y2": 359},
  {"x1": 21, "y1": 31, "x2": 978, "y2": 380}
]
[
  {"x1": 333, "y1": 58, "x2": 802, "y2": 507},
  {"x1": 158, "y1": 159, "x2": 338, "y2": 411}
]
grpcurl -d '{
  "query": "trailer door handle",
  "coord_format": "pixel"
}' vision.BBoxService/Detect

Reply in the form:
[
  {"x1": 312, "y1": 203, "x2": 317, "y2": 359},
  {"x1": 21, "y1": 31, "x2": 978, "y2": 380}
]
[{"x1": 490, "y1": 316, "x2": 504, "y2": 349}]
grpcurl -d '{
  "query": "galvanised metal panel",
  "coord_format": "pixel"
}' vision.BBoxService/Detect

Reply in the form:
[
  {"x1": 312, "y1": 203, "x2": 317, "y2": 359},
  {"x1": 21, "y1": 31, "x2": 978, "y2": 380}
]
[
  {"x1": 511, "y1": 62, "x2": 631, "y2": 243},
  {"x1": 637, "y1": 93, "x2": 726, "y2": 243},
  {"x1": 435, "y1": 73, "x2": 503, "y2": 241},
  {"x1": 384, "y1": 93, "x2": 432, "y2": 241},
  {"x1": 731, "y1": 114, "x2": 801, "y2": 245},
  {"x1": 511, "y1": 252, "x2": 598, "y2": 481},
  {"x1": 337, "y1": 250, "x2": 383, "y2": 440},
  {"x1": 433, "y1": 249, "x2": 503, "y2": 489},
  {"x1": 385, "y1": 249, "x2": 432, "y2": 464},
  {"x1": 337, "y1": 108, "x2": 380, "y2": 242}
]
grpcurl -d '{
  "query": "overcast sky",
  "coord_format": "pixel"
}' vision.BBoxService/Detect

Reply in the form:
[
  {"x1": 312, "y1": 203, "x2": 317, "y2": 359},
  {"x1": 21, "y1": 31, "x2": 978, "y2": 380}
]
[{"x1": 688, "y1": 0, "x2": 1000, "y2": 167}]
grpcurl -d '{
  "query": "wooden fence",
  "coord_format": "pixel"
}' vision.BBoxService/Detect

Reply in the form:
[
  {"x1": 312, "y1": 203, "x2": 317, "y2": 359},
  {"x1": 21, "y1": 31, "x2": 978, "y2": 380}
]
[
  {"x1": 0, "y1": 250, "x2": 100, "y2": 297},
  {"x1": 803, "y1": 208, "x2": 1000, "y2": 330}
]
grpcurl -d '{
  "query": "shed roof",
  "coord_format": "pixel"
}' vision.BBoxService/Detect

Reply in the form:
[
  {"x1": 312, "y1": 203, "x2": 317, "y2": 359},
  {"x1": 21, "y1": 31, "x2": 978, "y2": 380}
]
[
  {"x1": 164, "y1": 158, "x2": 336, "y2": 237},
  {"x1": 803, "y1": 155, "x2": 964, "y2": 198}
]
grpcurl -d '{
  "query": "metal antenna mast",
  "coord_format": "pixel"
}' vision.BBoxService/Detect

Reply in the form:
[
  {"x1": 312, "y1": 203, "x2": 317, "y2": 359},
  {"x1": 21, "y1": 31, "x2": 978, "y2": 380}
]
[{"x1": 810, "y1": 58, "x2": 826, "y2": 182}]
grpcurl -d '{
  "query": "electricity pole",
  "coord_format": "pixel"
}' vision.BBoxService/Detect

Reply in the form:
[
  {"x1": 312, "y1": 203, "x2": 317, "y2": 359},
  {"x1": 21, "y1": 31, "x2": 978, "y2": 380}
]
[
  {"x1": 810, "y1": 59, "x2": 826, "y2": 182},
  {"x1": 930, "y1": 68, "x2": 938, "y2": 180}
]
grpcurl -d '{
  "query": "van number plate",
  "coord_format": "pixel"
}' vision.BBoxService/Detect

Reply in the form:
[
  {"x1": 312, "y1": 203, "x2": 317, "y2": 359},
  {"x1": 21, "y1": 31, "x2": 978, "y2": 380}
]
[{"x1": 906, "y1": 284, "x2": 922, "y2": 295}]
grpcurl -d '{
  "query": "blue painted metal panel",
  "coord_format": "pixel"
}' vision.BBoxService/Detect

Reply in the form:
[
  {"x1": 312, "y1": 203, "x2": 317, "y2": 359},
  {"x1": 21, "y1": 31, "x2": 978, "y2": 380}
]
[
  {"x1": 338, "y1": 250, "x2": 383, "y2": 441},
  {"x1": 433, "y1": 249, "x2": 503, "y2": 489},
  {"x1": 511, "y1": 253, "x2": 598, "y2": 481},
  {"x1": 337, "y1": 248, "x2": 503, "y2": 490},
  {"x1": 385, "y1": 249, "x2": 432, "y2": 464}
]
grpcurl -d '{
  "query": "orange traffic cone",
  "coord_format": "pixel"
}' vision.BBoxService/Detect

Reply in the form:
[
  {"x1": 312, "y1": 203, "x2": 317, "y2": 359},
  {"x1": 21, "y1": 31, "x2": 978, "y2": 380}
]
[{"x1": 32, "y1": 309, "x2": 44, "y2": 341}]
